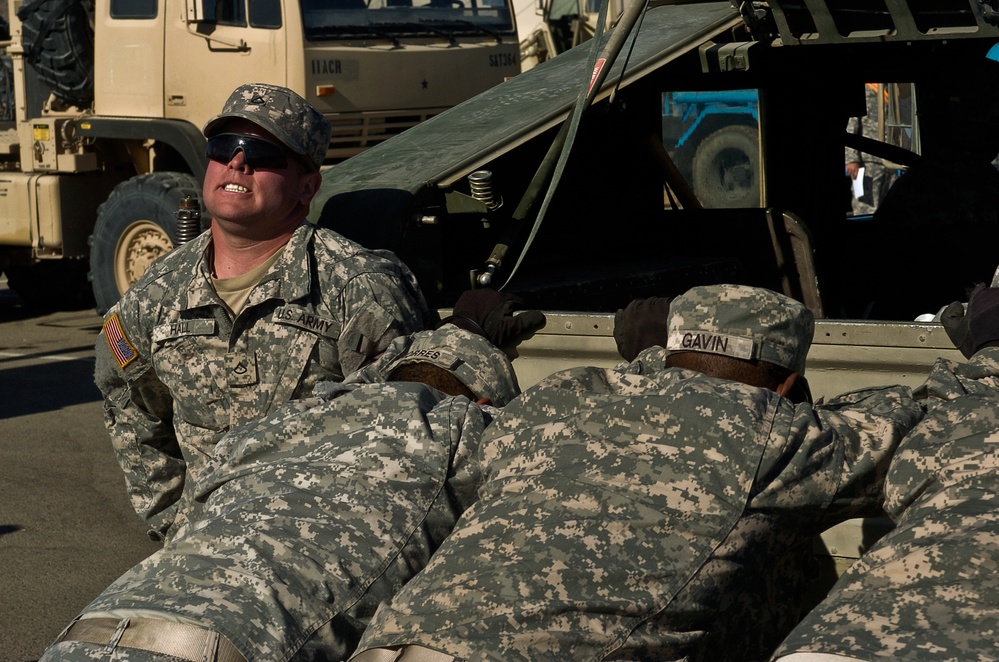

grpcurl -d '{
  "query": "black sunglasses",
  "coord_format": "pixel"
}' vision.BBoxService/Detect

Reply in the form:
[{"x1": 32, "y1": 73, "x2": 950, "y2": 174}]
[{"x1": 206, "y1": 133, "x2": 292, "y2": 170}]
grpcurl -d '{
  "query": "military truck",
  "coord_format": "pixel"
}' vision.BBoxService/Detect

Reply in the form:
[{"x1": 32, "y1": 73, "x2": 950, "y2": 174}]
[
  {"x1": 0, "y1": 0, "x2": 520, "y2": 312},
  {"x1": 309, "y1": 0, "x2": 999, "y2": 602},
  {"x1": 518, "y1": 0, "x2": 621, "y2": 69}
]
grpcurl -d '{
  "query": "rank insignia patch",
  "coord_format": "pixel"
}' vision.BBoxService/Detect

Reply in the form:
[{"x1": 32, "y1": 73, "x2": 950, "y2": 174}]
[{"x1": 103, "y1": 313, "x2": 138, "y2": 369}]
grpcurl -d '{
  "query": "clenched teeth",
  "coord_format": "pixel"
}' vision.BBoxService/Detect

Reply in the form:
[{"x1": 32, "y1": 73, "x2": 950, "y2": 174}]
[{"x1": 224, "y1": 183, "x2": 248, "y2": 193}]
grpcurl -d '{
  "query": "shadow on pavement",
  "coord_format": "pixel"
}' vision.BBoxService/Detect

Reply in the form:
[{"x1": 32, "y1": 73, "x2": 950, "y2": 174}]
[
  {"x1": 0, "y1": 283, "x2": 98, "y2": 320},
  {"x1": 0, "y1": 354, "x2": 102, "y2": 418}
]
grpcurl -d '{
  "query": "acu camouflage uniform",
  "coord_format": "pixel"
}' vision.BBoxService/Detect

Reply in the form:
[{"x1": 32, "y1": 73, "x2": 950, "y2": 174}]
[
  {"x1": 93, "y1": 83, "x2": 436, "y2": 541},
  {"x1": 352, "y1": 285, "x2": 925, "y2": 662},
  {"x1": 47, "y1": 329, "x2": 519, "y2": 662},
  {"x1": 774, "y1": 346, "x2": 999, "y2": 662},
  {"x1": 95, "y1": 221, "x2": 432, "y2": 540}
]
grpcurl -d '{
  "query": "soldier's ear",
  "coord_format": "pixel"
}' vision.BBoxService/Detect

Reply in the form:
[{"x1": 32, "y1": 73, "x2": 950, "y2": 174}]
[
  {"x1": 775, "y1": 372, "x2": 799, "y2": 399},
  {"x1": 476, "y1": 397, "x2": 492, "y2": 406},
  {"x1": 776, "y1": 372, "x2": 812, "y2": 404},
  {"x1": 299, "y1": 171, "x2": 321, "y2": 204}
]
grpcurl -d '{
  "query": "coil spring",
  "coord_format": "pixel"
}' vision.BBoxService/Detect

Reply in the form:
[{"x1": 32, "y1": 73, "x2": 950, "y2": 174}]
[{"x1": 175, "y1": 195, "x2": 202, "y2": 245}]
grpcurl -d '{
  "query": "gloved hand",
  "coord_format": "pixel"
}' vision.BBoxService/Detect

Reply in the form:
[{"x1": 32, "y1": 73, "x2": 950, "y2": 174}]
[
  {"x1": 443, "y1": 288, "x2": 546, "y2": 349},
  {"x1": 941, "y1": 300, "x2": 972, "y2": 358},
  {"x1": 941, "y1": 283, "x2": 999, "y2": 359},
  {"x1": 613, "y1": 296, "x2": 672, "y2": 361}
]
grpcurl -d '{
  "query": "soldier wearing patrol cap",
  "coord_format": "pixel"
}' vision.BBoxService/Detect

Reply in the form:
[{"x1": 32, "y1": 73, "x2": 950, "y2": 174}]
[
  {"x1": 350, "y1": 283, "x2": 929, "y2": 662},
  {"x1": 94, "y1": 83, "x2": 434, "y2": 542},
  {"x1": 43, "y1": 322, "x2": 522, "y2": 662}
]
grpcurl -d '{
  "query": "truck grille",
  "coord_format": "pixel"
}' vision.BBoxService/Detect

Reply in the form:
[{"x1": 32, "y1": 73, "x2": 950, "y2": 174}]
[{"x1": 327, "y1": 110, "x2": 443, "y2": 160}]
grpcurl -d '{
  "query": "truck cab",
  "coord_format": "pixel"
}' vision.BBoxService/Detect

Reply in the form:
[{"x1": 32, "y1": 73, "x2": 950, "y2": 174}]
[{"x1": 0, "y1": 0, "x2": 520, "y2": 311}]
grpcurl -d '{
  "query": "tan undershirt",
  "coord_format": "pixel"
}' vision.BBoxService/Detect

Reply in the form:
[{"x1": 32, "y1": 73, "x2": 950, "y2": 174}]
[{"x1": 211, "y1": 246, "x2": 285, "y2": 315}]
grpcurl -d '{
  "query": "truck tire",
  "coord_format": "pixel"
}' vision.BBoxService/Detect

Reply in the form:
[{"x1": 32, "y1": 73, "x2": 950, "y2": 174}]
[
  {"x1": 18, "y1": 0, "x2": 95, "y2": 107},
  {"x1": 691, "y1": 124, "x2": 760, "y2": 208},
  {"x1": 89, "y1": 172, "x2": 201, "y2": 314}
]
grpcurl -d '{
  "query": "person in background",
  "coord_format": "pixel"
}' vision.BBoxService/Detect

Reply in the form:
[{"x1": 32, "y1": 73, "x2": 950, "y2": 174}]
[{"x1": 846, "y1": 83, "x2": 898, "y2": 216}]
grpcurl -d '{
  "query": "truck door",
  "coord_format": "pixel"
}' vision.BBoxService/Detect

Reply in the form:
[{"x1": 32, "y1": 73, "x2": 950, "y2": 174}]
[
  {"x1": 94, "y1": 0, "x2": 166, "y2": 117},
  {"x1": 163, "y1": 0, "x2": 289, "y2": 129}
]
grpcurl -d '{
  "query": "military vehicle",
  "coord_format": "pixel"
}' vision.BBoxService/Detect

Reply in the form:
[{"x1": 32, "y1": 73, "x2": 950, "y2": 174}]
[
  {"x1": 0, "y1": 0, "x2": 520, "y2": 312},
  {"x1": 313, "y1": 0, "x2": 999, "y2": 388},
  {"x1": 311, "y1": 0, "x2": 999, "y2": 596},
  {"x1": 518, "y1": 0, "x2": 622, "y2": 69}
]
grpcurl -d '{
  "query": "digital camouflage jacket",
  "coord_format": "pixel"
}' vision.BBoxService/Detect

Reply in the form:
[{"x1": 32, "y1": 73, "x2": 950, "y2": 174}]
[
  {"x1": 46, "y1": 381, "x2": 496, "y2": 662},
  {"x1": 774, "y1": 347, "x2": 999, "y2": 661},
  {"x1": 94, "y1": 223, "x2": 430, "y2": 539},
  {"x1": 352, "y1": 347, "x2": 924, "y2": 662}
]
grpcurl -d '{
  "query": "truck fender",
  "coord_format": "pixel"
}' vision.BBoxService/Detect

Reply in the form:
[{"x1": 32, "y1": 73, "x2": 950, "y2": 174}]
[{"x1": 77, "y1": 118, "x2": 209, "y2": 183}]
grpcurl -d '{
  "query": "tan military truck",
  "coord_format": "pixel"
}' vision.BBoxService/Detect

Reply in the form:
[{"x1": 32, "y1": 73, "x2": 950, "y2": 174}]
[
  {"x1": 0, "y1": 0, "x2": 520, "y2": 312},
  {"x1": 309, "y1": 0, "x2": 999, "y2": 617},
  {"x1": 518, "y1": 0, "x2": 622, "y2": 70}
]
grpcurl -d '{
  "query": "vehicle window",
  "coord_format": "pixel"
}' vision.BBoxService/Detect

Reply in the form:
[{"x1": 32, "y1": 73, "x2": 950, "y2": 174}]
[
  {"x1": 300, "y1": 0, "x2": 516, "y2": 41},
  {"x1": 208, "y1": 0, "x2": 248, "y2": 26},
  {"x1": 110, "y1": 0, "x2": 157, "y2": 18},
  {"x1": 662, "y1": 89, "x2": 762, "y2": 209},
  {"x1": 250, "y1": 0, "x2": 282, "y2": 27},
  {"x1": 832, "y1": 80, "x2": 999, "y2": 321}
]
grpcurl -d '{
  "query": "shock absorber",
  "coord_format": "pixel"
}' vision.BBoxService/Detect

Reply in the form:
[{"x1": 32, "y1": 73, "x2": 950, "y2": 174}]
[
  {"x1": 468, "y1": 170, "x2": 506, "y2": 286},
  {"x1": 468, "y1": 170, "x2": 502, "y2": 212},
  {"x1": 175, "y1": 195, "x2": 202, "y2": 245}
]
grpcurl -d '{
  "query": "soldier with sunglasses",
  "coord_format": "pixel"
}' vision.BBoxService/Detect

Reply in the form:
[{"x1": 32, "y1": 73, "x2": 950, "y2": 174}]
[{"x1": 94, "y1": 84, "x2": 435, "y2": 543}]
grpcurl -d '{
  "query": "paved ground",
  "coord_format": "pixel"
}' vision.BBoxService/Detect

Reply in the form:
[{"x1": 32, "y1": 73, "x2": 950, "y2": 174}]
[{"x1": 0, "y1": 278, "x2": 161, "y2": 661}]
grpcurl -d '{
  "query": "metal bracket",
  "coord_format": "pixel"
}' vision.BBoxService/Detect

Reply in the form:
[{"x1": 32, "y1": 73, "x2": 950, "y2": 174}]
[{"x1": 698, "y1": 41, "x2": 756, "y2": 73}]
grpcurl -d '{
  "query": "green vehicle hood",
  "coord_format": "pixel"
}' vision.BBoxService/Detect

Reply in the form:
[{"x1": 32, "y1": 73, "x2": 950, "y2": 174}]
[{"x1": 309, "y1": 0, "x2": 742, "y2": 212}]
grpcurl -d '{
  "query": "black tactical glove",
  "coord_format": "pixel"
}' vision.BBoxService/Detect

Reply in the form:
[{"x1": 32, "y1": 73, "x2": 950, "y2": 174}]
[
  {"x1": 613, "y1": 296, "x2": 672, "y2": 362},
  {"x1": 941, "y1": 283, "x2": 999, "y2": 359},
  {"x1": 941, "y1": 300, "x2": 972, "y2": 358},
  {"x1": 442, "y1": 288, "x2": 546, "y2": 349}
]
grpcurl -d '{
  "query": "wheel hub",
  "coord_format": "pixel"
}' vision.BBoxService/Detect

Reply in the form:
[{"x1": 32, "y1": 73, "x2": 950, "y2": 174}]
[{"x1": 113, "y1": 220, "x2": 173, "y2": 294}]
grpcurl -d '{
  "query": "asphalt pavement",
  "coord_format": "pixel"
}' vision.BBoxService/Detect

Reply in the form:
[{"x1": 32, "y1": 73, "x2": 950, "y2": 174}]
[{"x1": 0, "y1": 277, "x2": 161, "y2": 661}]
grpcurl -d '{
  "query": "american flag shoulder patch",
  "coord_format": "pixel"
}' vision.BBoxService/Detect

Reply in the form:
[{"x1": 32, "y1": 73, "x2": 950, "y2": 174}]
[{"x1": 103, "y1": 313, "x2": 139, "y2": 369}]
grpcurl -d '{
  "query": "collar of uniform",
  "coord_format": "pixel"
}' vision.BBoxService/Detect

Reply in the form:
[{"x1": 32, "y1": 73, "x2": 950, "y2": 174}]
[
  {"x1": 963, "y1": 345, "x2": 999, "y2": 380},
  {"x1": 243, "y1": 223, "x2": 314, "y2": 307},
  {"x1": 621, "y1": 345, "x2": 671, "y2": 374},
  {"x1": 183, "y1": 223, "x2": 315, "y2": 310},
  {"x1": 174, "y1": 232, "x2": 216, "y2": 310}
]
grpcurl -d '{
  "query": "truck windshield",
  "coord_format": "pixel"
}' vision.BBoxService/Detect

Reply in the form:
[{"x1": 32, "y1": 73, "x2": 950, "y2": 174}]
[{"x1": 300, "y1": 0, "x2": 515, "y2": 41}]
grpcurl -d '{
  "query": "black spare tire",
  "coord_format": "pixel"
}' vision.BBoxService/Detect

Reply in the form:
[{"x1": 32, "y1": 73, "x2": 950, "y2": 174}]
[{"x1": 18, "y1": 0, "x2": 95, "y2": 107}]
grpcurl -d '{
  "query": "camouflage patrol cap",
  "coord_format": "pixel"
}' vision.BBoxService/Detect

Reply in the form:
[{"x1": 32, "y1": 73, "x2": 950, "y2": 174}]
[
  {"x1": 372, "y1": 327, "x2": 520, "y2": 406},
  {"x1": 666, "y1": 284, "x2": 814, "y2": 374},
  {"x1": 203, "y1": 83, "x2": 332, "y2": 171}
]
